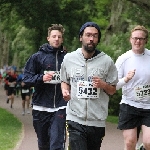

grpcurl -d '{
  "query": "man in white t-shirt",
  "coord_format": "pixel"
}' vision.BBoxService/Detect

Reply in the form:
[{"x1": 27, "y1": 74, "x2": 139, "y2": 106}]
[{"x1": 115, "y1": 25, "x2": 150, "y2": 150}]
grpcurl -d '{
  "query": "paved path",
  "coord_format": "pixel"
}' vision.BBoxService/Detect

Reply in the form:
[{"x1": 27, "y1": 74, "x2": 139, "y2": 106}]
[
  {"x1": 0, "y1": 86, "x2": 38, "y2": 150},
  {"x1": 0, "y1": 86, "x2": 142, "y2": 150}
]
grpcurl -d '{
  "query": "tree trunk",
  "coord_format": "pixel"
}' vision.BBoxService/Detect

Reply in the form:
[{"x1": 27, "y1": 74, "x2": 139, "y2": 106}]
[
  {"x1": 103, "y1": 0, "x2": 129, "y2": 45},
  {"x1": 0, "y1": 31, "x2": 9, "y2": 68},
  {"x1": 3, "y1": 33, "x2": 9, "y2": 66},
  {"x1": 12, "y1": 52, "x2": 19, "y2": 69}
]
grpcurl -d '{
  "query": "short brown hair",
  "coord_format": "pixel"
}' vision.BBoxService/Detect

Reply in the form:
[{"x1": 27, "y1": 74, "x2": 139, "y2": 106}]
[
  {"x1": 48, "y1": 24, "x2": 65, "y2": 37},
  {"x1": 131, "y1": 25, "x2": 149, "y2": 39}
]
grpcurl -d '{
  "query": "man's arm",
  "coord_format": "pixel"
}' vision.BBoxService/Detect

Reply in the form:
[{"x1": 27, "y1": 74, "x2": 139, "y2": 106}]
[
  {"x1": 116, "y1": 69, "x2": 136, "y2": 90},
  {"x1": 61, "y1": 81, "x2": 71, "y2": 101},
  {"x1": 23, "y1": 55, "x2": 43, "y2": 86},
  {"x1": 93, "y1": 76, "x2": 116, "y2": 95},
  {"x1": 102, "y1": 83, "x2": 116, "y2": 95}
]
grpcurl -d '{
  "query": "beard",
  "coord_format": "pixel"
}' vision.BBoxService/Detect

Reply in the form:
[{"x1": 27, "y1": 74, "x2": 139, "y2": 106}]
[{"x1": 84, "y1": 43, "x2": 96, "y2": 53}]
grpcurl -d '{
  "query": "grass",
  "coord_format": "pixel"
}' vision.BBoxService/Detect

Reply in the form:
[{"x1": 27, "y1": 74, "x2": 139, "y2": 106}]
[
  {"x1": 0, "y1": 107, "x2": 22, "y2": 150},
  {"x1": 106, "y1": 115, "x2": 119, "y2": 124}
]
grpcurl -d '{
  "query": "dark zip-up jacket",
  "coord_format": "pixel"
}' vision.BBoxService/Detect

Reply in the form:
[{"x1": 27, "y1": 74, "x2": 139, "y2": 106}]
[{"x1": 23, "y1": 43, "x2": 67, "y2": 108}]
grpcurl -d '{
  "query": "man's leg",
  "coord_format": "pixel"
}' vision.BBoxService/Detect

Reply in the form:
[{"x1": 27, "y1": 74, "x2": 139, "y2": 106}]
[
  {"x1": 67, "y1": 121, "x2": 87, "y2": 150},
  {"x1": 33, "y1": 110, "x2": 51, "y2": 150},
  {"x1": 87, "y1": 126, "x2": 105, "y2": 150},
  {"x1": 50, "y1": 109, "x2": 66, "y2": 150},
  {"x1": 142, "y1": 125, "x2": 150, "y2": 150},
  {"x1": 123, "y1": 128, "x2": 137, "y2": 150},
  {"x1": 118, "y1": 104, "x2": 141, "y2": 150}
]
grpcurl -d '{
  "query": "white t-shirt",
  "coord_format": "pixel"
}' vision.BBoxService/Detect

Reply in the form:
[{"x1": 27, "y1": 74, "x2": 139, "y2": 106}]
[{"x1": 115, "y1": 49, "x2": 150, "y2": 109}]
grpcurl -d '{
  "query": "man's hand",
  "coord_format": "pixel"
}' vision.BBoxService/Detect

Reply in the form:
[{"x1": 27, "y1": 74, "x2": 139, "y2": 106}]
[
  {"x1": 43, "y1": 71, "x2": 54, "y2": 82},
  {"x1": 124, "y1": 69, "x2": 136, "y2": 83},
  {"x1": 62, "y1": 88, "x2": 70, "y2": 101},
  {"x1": 92, "y1": 76, "x2": 116, "y2": 95},
  {"x1": 92, "y1": 76, "x2": 106, "y2": 89}
]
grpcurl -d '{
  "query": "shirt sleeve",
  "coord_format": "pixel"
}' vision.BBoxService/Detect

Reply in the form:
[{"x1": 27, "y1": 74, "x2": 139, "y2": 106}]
[
  {"x1": 115, "y1": 55, "x2": 126, "y2": 90},
  {"x1": 116, "y1": 78, "x2": 126, "y2": 90},
  {"x1": 60, "y1": 60, "x2": 69, "y2": 84}
]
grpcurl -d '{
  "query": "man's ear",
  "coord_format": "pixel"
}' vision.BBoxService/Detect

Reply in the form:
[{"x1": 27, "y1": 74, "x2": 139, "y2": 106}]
[
  {"x1": 80, "y1": 35, "x2": 82, "y2": 42},
  {"x1": 145, "y1": 39, "x2": 148, "y2": 44},
  {"x1": 47, "y1": 37, "x2": 49, "y2": 41}
]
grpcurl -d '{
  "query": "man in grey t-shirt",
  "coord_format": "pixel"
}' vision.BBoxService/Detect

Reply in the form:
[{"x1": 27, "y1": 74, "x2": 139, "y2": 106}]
[{"x1": 60, "y1": 22, "x2": 118, "y2": 150}]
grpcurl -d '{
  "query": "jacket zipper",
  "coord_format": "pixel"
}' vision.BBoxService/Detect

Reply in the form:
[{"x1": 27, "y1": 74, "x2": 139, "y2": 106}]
[
  {"x1": 54, "y1": 51, "x2": 58, "y2": 108},
  {"x1": 85, "y1": 61, "x2": 88, "y2": 123}
]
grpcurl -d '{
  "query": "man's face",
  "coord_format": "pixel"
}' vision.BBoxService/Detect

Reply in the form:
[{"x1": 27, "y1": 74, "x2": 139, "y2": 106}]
[
  {"x1": 130, "y1": 30, "x2": 147, "y2": 53},
  {"x1": 80, "y1": 27, "x2": 99, "y2": 53},
  {"x1": 47, "y1": 30, "x2": 63, "y2": 48}
]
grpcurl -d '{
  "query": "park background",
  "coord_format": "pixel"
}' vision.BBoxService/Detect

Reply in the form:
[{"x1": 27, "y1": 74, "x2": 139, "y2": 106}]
[{"x1": 0, "y1": 0, "x2": 150, "y2": 116}]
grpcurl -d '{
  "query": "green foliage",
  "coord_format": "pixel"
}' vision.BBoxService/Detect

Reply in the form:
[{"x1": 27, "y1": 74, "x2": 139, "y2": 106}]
[
  {"x1": 109, "y1": 90, "x2": 122, "y2": 116},
  {"x1": 126, "y1": 3, "x2": 150, "y2": 27},
  {"x1": 99, "y1": 32, "x2": 130, "y2": 62},
  {"x1": 0, "y1": 0, "x2": 113, "y2": 51},
  {"x1": 0, "y1": 107, "x2": 22, "y2": 150},
  {"x1": 106, "y1": 115, "x2": 118, "y2": 124},
  {"x1": 11, "y1": 26, "x2": 36, "y2": 66},
  {"x1": 93, "y1": 0, "x2": 112, "y2": 28}
]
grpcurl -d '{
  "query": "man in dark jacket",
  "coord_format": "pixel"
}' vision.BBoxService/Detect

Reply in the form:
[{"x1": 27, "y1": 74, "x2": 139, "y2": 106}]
[{"x1": 23, "y1": 24, "x2": 67, "y2": 150}]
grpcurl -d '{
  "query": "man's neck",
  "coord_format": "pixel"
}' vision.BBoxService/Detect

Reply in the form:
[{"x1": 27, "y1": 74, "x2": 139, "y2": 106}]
[{"x1": 82, "y1": 49, "x2": 95, "y2": 59}]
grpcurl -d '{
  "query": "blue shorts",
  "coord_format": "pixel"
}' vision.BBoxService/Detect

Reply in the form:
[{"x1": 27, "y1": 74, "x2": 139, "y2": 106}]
[{"x1": 118, "y1": 103, "x2": 150, "y2": 130}]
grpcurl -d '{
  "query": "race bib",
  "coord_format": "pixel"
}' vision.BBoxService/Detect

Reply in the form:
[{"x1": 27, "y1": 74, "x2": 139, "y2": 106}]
[
  {"x1": 44, "y1": 71, "x2": 60, "y2": 84},
  {"x1": 22, "y1": 89, "x2": 29, "y2": 93},
  {"x1": 77, "y1": 81, "x2": 100, "y2": 98},
  {"x1": 134, "y1": 84, "x2": 150, "y2": 100},
  {"x1": 9, "y1": 83, "x2": 15, "y2": 87}
]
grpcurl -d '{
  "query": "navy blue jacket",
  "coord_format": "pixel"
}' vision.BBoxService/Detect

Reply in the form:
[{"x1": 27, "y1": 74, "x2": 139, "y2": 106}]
[{"x1": 23, "y1": 43, "x2": 67, "y2": 108}]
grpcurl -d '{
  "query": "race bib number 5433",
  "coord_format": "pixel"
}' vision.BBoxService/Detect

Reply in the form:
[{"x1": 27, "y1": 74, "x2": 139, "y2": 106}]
[{"x1": 77, "y1": 81, "x2": 100, "y2": 98}]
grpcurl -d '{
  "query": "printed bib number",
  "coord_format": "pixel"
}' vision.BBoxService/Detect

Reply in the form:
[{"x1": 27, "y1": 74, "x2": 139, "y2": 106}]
[
  {"x1": 77, "y1": 81, "x2": 100, "y2": 98},
  {"x1": 44, "y1": 71, "x2": 60, "y2": 84},
  {"x1": 134, "y1": 84, "x2": 150, "y2": 100},
  {"x1": 22, "y1": 89, "x2": 29, "y2": 93}
]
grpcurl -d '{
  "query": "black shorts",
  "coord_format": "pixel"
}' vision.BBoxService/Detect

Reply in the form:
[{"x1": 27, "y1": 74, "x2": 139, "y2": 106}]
[
  {"x1": 67, "y1": 120, "x2": 105, "y2": 150},
  {"x1": 118, "y1": 103, "x2": 150, "y2": 130},
  {"x1": 4, "y1": 84, "x2": 9, "y2": 90},
  {"x1": 21, "y1": 92, "x2": 30, "y2": 100},
  {"x1": 8, "y1": 87, "x2": 16, "y2": 96}
]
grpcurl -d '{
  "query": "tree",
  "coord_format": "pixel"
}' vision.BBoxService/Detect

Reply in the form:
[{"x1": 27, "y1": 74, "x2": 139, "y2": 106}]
[{"x1": 127, "y1": 0, "x2": 150, "y2": 10}]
